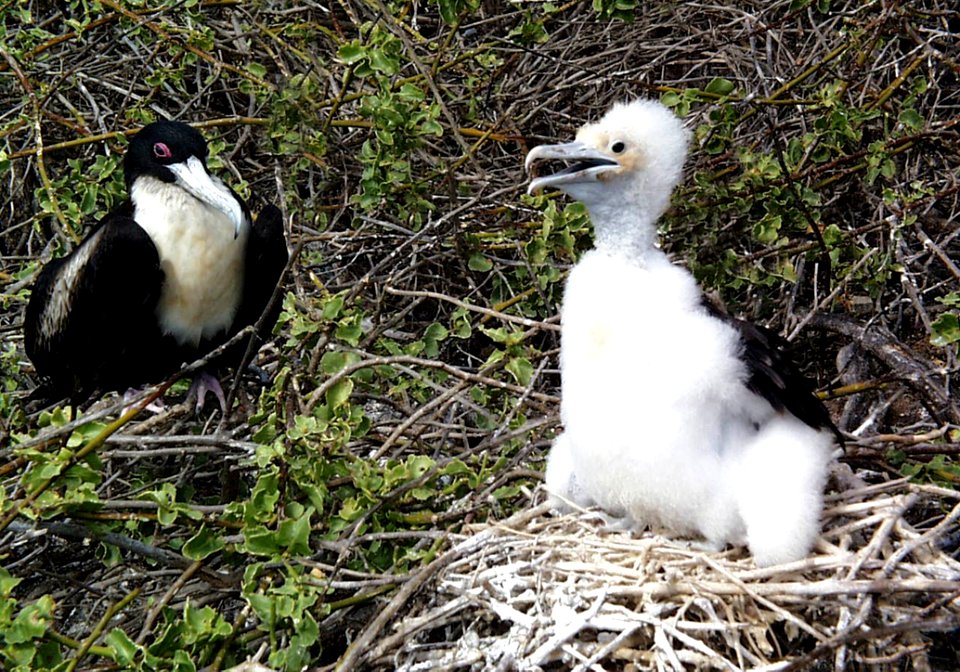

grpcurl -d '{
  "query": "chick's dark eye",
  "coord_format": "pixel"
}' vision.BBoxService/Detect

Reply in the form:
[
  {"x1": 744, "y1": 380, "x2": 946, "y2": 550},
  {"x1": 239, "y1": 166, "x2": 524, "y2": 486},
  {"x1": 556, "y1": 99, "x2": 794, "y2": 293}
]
[
  {"x1": 153, "y1": 142, "x2": 172, "y2": 159},
  {"x1": 611, "y1": 141, "x2": 626, "y2": 154}
]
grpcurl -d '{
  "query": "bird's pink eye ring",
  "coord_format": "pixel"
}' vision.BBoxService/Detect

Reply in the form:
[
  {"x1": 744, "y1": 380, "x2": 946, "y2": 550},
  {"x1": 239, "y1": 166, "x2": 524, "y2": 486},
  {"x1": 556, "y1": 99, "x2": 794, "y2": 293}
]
[{"x1": 153, "y1": 142, "x2": 172, "y2": 159}]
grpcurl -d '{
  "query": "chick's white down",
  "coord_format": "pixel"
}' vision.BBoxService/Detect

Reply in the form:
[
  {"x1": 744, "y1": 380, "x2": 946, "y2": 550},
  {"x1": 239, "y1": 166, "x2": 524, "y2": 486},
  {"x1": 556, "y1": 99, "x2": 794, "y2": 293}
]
[{"x1": 531, "y1": 99, "x2": 835, "y2": 566}]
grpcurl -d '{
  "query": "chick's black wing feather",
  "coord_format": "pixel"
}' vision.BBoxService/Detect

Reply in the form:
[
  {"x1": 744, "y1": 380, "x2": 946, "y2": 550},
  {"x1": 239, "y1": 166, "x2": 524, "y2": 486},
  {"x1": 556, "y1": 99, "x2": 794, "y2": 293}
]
[{"x1": 701, "y1": 298, "x2": 841, "y2": 441}]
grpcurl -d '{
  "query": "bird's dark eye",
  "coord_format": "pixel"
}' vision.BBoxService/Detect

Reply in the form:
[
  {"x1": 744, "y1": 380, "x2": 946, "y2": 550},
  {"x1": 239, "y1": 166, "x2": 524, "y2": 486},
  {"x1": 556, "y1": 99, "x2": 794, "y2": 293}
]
[
  {"x1": 611, "y1": 141, "x2": 626, "y2": 154},
  {"x1": 153, "y1": 142, "x2": 172, "y2": 159}
]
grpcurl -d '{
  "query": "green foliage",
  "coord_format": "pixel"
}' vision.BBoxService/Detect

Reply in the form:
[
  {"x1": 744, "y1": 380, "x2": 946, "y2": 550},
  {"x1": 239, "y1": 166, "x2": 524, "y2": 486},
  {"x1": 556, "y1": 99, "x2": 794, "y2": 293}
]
[
  {"x1": 341, "y1": 23, "x2": 448, "y2": 227},
  {"x1": 434, "y1": 0, "x2": 481, "y2": 26},
  {"x1": 893, "y1": 453, "x2": 960, "y2": 487},
  {"x1": 0, "y1": 343, "x2": 29, "y2": 440},
  {"x1": 930, "y1": 293, "x2": 960, "y2": 347},
  {"x1": 930, "y1": 312, "x2": 960, "y2": 347},
  {"x1": 662, "y1": 51, "x2": 932, "y2": 320},
  {"x1": 592, "y1": 0, "x2": 638, "y2": 22},
  {"x1": 101, "y1": 601, "x2": 233, "y2": 671},
  {"x1": 33, "y1": 152, "x2": 125, "y2": 241},
  {"x1": 0, "y1": 569, "x2": 60, "y2": 672},
  {"x1": 242, "y1": 563, "x2": 324, "y2": 671}
]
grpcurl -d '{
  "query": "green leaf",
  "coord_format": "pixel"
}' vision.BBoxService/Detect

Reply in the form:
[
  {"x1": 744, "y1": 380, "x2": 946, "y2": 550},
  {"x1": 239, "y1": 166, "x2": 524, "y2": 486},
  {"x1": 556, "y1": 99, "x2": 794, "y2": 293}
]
[
  {"x1": 182, "y1": 601, "x2": 232, "y2": 643},
  {"x1": 406, "y1": 454, "x2": 434, "y2": 478},
  {"x1": 368, "y1": 48, "x2": 398, "y2": 75},
  {"x1": 337, "y1": 42, "x2": 365, "y2": 64},
  {"x1": 931, "y1": 312, "x2": 960, "y2": 346},
  {"x1": 335, "y1": 322, "x2": 363, "y2": 346},
  {"x1": 423, "y1": 322, "x2": 449, "y2": 357},
  {"x1": 105, "y1": 628, "x2": 141, "y2": 666},
  {"x1": 937, "y1": 292, "x2": 960, "y2": 308},
  {"x1": 424, "y1": 322, "x2": 449, "y2": 342},
  {"x1": 493, "y1": 484, "x2": 521, "y2": 499},
  {"x1": 437, "y1": 0, "x2": 459, "y2": 25},
  {"x1": 505, "y1": 356, "x2": 534, "y2": 386},
  {"x1": 246, "y1": 470, "x2": 281, "y2": 523},
  {"x1": 705, "y1": 77, "x2": 735, "y2": 96},
  {"x1": 322, "y1": 294, "x2": 344, "y2": 319},
  {"x1": 408, "y1": 486, "x2": 435, "y2": 501},
  {"x1": 325, "y1": 378, "x2": 353, "y2": 408},
  {"x1": 0, "y1": 566, "x2": 22, "y2": 594},
  {"x1": 7, "y1": 595, "x2": 54, "y2": 644},
  {"x1": 183, "y1": 525, "x2": 225, "y2": 560},
  {"x1": 660, "y1": 91, "x2": 681, "y2": 108},
  {"x1": 320, "y1": 351, "x2": 349, "y2": 375},
  {"x1": 66, "y1": 421, "x2": 107, "y2": 448},
  {"x1": 286, "y1": 613, "x2": 320, "y2": 670},
  {"x1": 753, "y1": 214, "x2": 782, "y2": 244},
  {"x1": 442, "y1": 459, "x2": 474, "y2": 477},
  {"x1": 420, "y1": 119, "x2": 443, "y2": 136},
  {"x1": 242, "y1": 526, "x2": 282, "y2": 556},
  {"x1": 898, "y1": 108, "x2": 924, "y2": 131},
  {"x1": 480, "y1": 326, "x2": 508, "y2": 344},
  {"x1": 79, "y1": 185, "x2": 98, "y2": 215},
  {"x1": 468, "y1": 252, "x2": 493, "y2": 272},
  {"x1": 277, "y1": 507, "x2": 313, "y2": 555}
]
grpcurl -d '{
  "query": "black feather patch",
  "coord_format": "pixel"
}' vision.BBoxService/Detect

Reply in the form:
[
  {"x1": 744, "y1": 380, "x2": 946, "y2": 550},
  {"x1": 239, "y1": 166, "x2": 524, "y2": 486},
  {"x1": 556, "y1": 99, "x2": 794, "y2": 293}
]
[
  {"x1": 24, "y1": 214, "x2": 165, "y2": 399},
  {"x1": 701, "y1": 297, "x2": 842, "y2": 442}
]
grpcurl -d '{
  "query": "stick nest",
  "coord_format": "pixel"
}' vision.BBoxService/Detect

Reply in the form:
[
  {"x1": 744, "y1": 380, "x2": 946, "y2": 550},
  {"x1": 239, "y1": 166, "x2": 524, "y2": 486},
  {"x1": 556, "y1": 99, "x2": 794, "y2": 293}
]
[{"x1": 366, "y1": 477, "x2": 960, "y2": 671}]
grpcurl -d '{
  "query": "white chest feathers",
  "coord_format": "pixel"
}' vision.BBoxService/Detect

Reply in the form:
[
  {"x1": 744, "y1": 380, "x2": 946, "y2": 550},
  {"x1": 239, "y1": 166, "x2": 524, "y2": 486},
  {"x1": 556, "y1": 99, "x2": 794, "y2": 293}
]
[
  {"x1": 132, "y1": 177, "x2": 249, "y2": 346},
  {"x1": 560, "y1": 249, "x2": 747, "y2": 406}
]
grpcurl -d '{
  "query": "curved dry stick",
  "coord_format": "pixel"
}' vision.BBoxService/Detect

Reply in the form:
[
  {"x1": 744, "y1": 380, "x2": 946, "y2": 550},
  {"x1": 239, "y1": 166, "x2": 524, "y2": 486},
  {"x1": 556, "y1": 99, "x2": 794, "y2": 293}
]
[{"x1": 809, "y1": 313, "x2": 960, "y2": 425}]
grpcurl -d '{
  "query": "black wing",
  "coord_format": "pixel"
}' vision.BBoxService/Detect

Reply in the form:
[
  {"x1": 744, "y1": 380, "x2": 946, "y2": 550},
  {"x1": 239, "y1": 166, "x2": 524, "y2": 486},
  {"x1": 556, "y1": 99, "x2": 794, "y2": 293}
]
[
  {"x1": 701, "y1": 298, "x2": 841, "y2": 440},
  {"x1": 234, "y1": 203, "x2": 288, "y2": 340},
  {"x1": 25, "y1": 214, "x2": 164, "y2": 399}
]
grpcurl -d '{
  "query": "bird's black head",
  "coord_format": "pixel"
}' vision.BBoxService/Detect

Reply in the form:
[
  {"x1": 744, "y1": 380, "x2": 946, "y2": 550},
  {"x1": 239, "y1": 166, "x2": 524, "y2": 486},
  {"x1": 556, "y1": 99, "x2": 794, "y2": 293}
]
[{"x1": 124, "y1": 121, "x2": 209, "y2": 189}]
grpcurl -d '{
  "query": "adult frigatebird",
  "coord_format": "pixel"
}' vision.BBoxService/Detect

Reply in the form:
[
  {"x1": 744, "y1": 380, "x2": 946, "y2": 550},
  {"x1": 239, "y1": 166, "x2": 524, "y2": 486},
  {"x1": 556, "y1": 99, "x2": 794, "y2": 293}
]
[{"x1": 25, "y1": 121, "x2": 288, "y2": 408}]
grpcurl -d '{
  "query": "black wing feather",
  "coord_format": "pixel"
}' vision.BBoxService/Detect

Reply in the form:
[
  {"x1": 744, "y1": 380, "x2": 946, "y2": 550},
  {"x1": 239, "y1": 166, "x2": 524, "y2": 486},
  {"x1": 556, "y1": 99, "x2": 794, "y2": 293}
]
[
  {"x1": 701, "y1": 298, "x2": 841, "y2": 440},
  {"x1": 25, "y1": 214, "x2": 164, "y2": 399},
  {"x1": 235, "y1": 203, "x2": 288, "y2": 336}
]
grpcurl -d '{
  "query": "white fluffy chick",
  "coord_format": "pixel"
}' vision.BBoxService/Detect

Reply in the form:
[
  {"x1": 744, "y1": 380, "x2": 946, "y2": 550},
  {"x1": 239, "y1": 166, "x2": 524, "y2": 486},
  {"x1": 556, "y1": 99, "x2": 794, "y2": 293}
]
[{"x1": 526, "y1": 98, "x2": 839, "y2": 567}]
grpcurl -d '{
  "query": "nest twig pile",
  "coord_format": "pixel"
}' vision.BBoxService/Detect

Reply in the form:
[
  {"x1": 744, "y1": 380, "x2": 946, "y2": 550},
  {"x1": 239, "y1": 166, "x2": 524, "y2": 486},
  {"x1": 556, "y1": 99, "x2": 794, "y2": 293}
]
[{"x1": 365, "y1": 478, "x2": 960, "y2": 671}]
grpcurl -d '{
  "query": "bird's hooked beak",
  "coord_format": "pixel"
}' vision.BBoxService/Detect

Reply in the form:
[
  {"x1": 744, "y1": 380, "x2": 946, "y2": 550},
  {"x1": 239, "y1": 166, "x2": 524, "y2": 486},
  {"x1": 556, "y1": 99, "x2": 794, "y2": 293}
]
[
  {"x1": 167, "y1": 156, "x2": 245, "y2": 239},
  {"x1": 525, "y1": 141, "x2": 620, "y2": 195}
]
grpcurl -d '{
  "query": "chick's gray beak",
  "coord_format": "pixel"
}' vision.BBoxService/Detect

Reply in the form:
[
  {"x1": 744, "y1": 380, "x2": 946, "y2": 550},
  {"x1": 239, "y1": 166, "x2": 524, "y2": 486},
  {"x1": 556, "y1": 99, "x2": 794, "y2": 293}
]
[{"x1": 525, "y1": 141, "x2": 619, "y2": 195}]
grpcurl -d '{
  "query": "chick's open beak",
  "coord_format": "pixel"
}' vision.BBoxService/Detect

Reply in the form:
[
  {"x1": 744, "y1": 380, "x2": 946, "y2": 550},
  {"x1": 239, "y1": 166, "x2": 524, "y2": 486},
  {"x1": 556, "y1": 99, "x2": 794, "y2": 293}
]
[{"x1": 525, "y1": 141, "x2": 619, "y2": 195}]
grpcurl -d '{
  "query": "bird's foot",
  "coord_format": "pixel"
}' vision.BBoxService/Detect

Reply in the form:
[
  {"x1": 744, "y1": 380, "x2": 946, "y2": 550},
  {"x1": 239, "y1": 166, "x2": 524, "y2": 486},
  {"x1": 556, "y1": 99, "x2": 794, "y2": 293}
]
[
  {"x1": 245, "y1": 362, "x2": 271, "y2": 386},
  {"x1": 582, "y1": 509, "x2": 640, "y2": 532},
  {"x1": 683, "y1": 538, "x2": 726, "y2": 554},
  {"x1": 122, "y1": 388, "x2": 165, "y2": 415},
  {"x1": 189, "y1": 372, "x2": 228, "y2": 414}
]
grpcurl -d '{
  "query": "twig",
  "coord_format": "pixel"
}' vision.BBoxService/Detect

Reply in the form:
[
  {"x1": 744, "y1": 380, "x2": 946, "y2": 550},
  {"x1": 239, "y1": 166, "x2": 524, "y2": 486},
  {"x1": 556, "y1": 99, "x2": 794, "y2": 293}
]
[
  {"x1": 7, "y1": 519, "x2": 234, "y2": 588},
  {"x1": 65, "y1": 586, "x2": 141, "y2": 672},
  {"x1": 137, "y1": 559, "x2": 206, "y2": 644},
  {"x1": 385, "y1": 286, "x2": 560, "y2": 332},
  {"x1": 808, "y1": 313, "x2": 960, "y2": 424}
]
